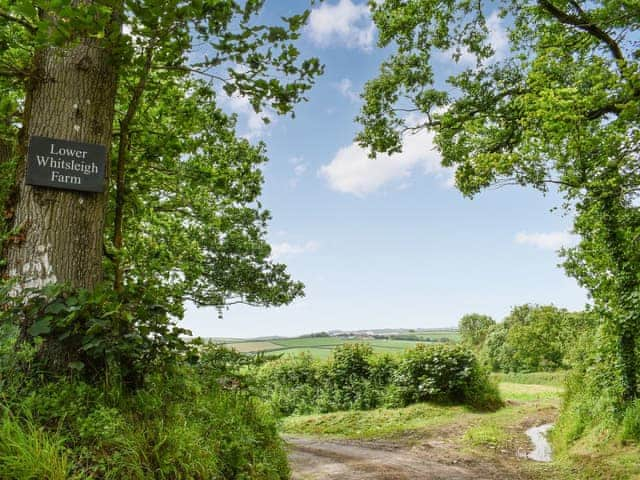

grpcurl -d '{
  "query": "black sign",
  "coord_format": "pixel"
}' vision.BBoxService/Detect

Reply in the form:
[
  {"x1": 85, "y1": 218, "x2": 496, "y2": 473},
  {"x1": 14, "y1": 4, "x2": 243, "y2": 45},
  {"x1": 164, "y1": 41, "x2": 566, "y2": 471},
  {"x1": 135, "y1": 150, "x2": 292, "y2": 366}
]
[{"x1": 26, "y1": 136, "x2": 107, "y2": 193}]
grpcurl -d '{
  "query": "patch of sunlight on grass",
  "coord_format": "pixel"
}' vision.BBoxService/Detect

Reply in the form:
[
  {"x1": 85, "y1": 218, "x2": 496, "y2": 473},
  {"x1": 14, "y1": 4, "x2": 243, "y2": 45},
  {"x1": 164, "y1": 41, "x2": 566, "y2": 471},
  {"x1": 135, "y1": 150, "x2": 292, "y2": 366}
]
[
  {"x1": 281, "y1": 403, "x2": 466, "y2": 439},
  {"x1": 491, "y1": 371, "x2": 566, "y2": 387},
  {"x1": 463, "y1": 424, "x2": 509, "y2": 448},
  {"x1": 499, "y1": 383, "x2": 563, "y2": 402}
]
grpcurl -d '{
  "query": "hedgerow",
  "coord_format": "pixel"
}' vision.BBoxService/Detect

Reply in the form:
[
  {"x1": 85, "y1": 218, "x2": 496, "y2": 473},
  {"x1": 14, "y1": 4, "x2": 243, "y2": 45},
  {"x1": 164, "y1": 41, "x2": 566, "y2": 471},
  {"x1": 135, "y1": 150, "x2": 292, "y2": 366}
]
[
  {"x1": 0, "y1": 290, "x2": 289, "y2": 480},
  {"x1": 256, "y1": 343, "x2": 501, "y2": 416}
]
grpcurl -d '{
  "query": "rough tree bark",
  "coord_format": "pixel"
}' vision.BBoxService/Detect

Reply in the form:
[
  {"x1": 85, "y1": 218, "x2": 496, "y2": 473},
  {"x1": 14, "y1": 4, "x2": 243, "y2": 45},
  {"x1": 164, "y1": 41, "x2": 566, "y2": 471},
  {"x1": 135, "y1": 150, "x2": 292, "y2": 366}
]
[{"x1": 5, "y1": 43, "x2": 118, "y2": 292}]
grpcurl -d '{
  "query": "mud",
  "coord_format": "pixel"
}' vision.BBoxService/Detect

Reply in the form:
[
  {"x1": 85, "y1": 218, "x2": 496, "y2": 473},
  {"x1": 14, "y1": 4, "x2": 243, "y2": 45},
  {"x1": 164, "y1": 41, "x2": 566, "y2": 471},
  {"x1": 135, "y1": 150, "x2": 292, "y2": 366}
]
[{"x1": 287, "y1": 435, "x2": 533, "y2": 480}]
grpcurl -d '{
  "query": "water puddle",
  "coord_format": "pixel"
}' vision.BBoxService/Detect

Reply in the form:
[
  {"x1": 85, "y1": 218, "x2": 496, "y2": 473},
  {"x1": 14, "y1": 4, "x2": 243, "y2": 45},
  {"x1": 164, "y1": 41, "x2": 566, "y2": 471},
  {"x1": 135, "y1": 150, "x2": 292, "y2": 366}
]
[{"x1": 523, "y1": 423, "x2": 553, "y2": 462}]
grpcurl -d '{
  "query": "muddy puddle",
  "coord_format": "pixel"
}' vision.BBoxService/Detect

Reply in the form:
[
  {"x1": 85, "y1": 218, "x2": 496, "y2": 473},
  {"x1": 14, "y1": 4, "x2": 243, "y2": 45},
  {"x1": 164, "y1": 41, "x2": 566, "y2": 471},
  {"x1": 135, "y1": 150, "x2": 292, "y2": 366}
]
[{"x1": 524, "y1": 423, "x2": 553, "y2": 462}]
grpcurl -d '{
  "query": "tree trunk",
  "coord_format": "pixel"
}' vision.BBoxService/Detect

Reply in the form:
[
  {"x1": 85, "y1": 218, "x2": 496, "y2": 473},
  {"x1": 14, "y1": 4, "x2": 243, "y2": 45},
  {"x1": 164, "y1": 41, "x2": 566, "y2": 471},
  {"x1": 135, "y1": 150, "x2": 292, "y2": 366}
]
[
  {"x1": 5, "y1": 43, "x2": 118, "y2": 292},
  {"x1": 599, "y1": 184, "x2": 639, "y2": 401},
  {"x1": 619, "y1": 328, "x2": 638, "y2": 401}
]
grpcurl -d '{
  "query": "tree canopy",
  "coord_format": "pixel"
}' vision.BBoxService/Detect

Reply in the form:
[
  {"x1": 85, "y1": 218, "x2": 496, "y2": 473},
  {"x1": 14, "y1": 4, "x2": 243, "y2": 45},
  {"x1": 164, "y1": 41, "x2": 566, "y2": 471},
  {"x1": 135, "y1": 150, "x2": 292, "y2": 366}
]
[
  {"x1": 0, "y1": 0, "x2": 323, "y2": 379},
  {"x1": 1, "y1": 0, "x2": 323, "y2": 314},
  {"x1": 358, "y1": 0, "x2": 640, "y2": 401},
  {"x1": 458, "y1": 313, "x2": 495, "y2": 347}
]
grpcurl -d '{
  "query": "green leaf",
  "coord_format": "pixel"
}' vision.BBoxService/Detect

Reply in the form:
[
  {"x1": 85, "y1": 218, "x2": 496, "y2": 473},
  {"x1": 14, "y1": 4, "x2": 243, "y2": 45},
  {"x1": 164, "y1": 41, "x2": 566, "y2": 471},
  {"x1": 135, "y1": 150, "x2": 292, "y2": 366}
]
[
  {"x1": 68, "y1": 361, "x2": 85, "y2": 371},
  {"x1": 45, "y1": 301, "x2": 66, "y2": 315},
  {"x1": 28, "y1": 318, "x2": 51, "y2": 337}
]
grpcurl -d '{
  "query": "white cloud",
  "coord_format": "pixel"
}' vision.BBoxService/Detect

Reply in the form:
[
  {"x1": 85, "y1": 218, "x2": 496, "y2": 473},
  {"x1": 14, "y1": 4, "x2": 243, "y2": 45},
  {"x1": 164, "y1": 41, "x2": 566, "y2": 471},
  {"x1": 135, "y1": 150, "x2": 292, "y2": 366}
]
[
  {"x1": 271, "y1": 241, "x2": 319, "y2": 259},
  {"x1": 289, "y1": 157, "x2": 310, "y2": 187},
  {"x1": 335, "y1": 78, "x2": 360, "y2": 103},
  {"x1": 221, "y1": 92, "x2": 275, "y2": 140},
  {"x1": 487, "y1": 12, "x2": 509, "y2": 59},
  {"x1": 290, "y1": 157, "x2": 308, "y2": 176},
  {"x1": 319, "y1": 126, "x2": 451, "y2": 196},
  {"x1": 308, "y1": 0, "x2": 375, "y2": 51},
  {"x1": 515, "y1": 231, "x2": 578, "y2": 250}
]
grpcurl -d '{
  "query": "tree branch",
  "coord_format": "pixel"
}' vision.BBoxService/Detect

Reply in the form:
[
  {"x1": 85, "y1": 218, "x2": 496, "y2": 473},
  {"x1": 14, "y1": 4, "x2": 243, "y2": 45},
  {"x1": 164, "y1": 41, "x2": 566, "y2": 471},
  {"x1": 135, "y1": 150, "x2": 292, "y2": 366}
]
[
  {"x1": 113, "y1": 45, "x2": 155, "y2": 292},
  {"x1": 0, "y1": 68, "x2": 26, "y2": 79},
  {"x1": 0, "y1": 10, "x2": 37, "y2": 34},
  {"x1": 587, "y1": 103, "x2": 622, "y2": 120},
  {"x1": 538, "y1": 0, "x2": 625, "y2": 62}
]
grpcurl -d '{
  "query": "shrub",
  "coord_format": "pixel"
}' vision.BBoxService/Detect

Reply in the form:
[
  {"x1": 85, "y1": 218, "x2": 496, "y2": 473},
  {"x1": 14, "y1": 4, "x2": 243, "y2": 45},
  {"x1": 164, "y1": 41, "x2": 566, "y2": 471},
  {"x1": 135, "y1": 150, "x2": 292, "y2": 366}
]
[
  {"x1": 1, "y1": 283, "x2": 196, "y2": 388},
  {"x1": 323, "y1": 343, "x2": 380, "y2": 411},
  {"x1": 552, "y1": 324, "x2": 629, "y2": 451},
  {"x1": 255, "y1": 353, "x2": 322, "y2": 416},
  {"x1": 621, "y1": 400, "x2": 640, "y2": 443},
  {"x1": 392, "y1": 344, "x2": 501, "y2": 410},
  {"x1": 0, "y1": 348, "x2": 289, "y2": 479},
  {"x1": 256, "y1": 343, "x2": 501, "y2": 414}
]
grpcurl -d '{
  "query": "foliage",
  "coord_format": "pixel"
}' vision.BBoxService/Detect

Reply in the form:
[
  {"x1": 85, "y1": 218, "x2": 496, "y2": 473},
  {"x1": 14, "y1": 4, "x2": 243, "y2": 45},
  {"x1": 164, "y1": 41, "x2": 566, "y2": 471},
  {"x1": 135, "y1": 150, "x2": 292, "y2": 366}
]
[
  {"x1": 1, "y1": 0, "x2": 323, "y2": 319},
  {"x1": 359, "y1": 0, "x2": 640, "y2": 403},
  {"x1": 480, "y1": 305, "x2": 594, "y2": 372},
  {"x1": 392, "y1": 343, "x2": 501, "y2": 410},
  {"x1": 621, "y1": 400, "x2": 640, "y2": 443},
  {"x1": 256, "y1": 343, "x2": 500, "y2": 415},
  {"x1": 255, "y1": 352, "x2": 322, "y2": 416},
  {"x1": 0, "y1": 1, "x2": 322, "y2": 478},
  {"x1": 106, "y1": 76, "x2": 305, "y2": 317},
  {"x1": 0, "y1": 338, "x2": 289, "y2": 479},
  {"x1": 0, "y1": 408, "x2": 71, "y2": 480},
  {"x1": 319, "y1": 343, "x2": 380, "y2": 411},
  {"x1": 458, "y1": 313, "x2": 495, "y2": 347},
  {"x1": 553, "y1": 323, "x2": 630, "y2": 444},
  {"x1": 1, "y1": 281, "x2": 194, "y2": 385}
]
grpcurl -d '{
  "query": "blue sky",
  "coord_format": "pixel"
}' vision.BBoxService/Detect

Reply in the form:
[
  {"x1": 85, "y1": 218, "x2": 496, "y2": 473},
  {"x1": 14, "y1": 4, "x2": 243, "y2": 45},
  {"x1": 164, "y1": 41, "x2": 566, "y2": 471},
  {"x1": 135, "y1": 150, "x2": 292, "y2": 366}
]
[{"x1": 181, "y1": 0, "x2": 588, "y2": 338}]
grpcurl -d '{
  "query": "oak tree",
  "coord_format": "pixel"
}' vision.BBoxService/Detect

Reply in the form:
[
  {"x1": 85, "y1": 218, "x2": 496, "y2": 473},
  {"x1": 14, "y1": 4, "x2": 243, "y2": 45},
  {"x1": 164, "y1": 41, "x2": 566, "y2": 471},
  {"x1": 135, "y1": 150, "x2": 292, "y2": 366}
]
[
  {"x1": 358, "y1": 0, "x2": 640, "y2": 400},
  {"x1": 0, "y1": 0, "x2": 321, "y2": 372}
]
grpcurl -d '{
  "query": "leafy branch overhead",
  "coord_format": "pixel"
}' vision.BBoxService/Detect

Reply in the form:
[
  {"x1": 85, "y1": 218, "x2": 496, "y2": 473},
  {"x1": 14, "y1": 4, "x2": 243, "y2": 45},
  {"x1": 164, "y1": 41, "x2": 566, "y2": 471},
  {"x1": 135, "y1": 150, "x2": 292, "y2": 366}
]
[
  {"x1": 359, "y1": 0, "x2": 640, "y2": 401},
  {"x1": 1, "y1": 0, "x2": 323, "y2": 314}
]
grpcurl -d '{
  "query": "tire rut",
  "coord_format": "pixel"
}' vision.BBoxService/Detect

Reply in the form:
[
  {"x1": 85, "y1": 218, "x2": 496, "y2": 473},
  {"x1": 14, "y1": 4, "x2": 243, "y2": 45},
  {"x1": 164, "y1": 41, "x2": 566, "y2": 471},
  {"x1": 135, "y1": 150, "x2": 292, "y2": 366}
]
[{"x1": 287, "y1": 436, "x2": 528, "y2": 480}]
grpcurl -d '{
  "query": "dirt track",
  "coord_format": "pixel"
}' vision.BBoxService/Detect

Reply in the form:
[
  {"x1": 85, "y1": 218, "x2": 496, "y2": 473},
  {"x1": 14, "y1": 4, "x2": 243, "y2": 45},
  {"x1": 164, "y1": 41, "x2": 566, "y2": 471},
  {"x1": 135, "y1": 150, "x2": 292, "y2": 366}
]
[{"x1": 287, "y1": 435, "x2": 534, "y2": 480}]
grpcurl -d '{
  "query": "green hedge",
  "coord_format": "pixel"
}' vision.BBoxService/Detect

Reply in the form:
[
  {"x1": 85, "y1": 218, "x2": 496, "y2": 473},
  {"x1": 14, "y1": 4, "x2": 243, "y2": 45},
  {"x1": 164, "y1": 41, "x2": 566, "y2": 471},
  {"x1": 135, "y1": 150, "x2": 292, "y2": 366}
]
[{"x1": 256, "y1": 343, "x2": 501, "y2": 416}]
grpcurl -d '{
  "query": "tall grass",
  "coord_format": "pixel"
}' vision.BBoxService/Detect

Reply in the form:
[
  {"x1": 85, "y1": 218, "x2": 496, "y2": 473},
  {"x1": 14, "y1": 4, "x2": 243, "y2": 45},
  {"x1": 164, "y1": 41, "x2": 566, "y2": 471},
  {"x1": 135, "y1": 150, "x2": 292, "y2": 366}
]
[
  {"x1": 0, "y1": 409, "x2": 71, "y2": 480},
  {"x1": 0, "y1": 369, "x2": 289, "y2": 479}
]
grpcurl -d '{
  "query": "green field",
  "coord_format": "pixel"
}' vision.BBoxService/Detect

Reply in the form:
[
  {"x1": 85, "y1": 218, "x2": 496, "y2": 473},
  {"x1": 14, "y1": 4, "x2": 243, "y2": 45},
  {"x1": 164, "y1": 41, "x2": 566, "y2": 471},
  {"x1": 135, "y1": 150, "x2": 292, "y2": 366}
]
[{"x1": 220, "y1": 331, "x2": 458, "y2": 359}]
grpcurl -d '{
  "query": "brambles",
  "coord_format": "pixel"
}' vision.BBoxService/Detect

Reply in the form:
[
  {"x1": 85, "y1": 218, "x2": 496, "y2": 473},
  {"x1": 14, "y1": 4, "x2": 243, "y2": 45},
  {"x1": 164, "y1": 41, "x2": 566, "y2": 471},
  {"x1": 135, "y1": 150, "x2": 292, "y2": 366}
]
[{"x1": 256, "y1": 343, "x2": 501, "y2": 416}]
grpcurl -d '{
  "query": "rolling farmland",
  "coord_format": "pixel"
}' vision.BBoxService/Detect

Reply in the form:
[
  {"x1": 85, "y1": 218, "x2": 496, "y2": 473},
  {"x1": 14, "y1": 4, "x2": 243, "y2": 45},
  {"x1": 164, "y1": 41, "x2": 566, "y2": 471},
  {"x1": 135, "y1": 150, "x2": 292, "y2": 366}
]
[{"x1": 216, "y1": 330, "x2": 459, "y2": 359}]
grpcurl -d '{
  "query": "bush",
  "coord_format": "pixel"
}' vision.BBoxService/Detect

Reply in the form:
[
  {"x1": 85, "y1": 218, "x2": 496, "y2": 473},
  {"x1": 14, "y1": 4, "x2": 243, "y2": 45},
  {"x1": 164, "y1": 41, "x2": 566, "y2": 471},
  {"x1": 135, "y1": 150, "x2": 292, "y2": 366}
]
[
  {"x1": 479, "y1": 305, "x2": 595, "y2": 373},
  {"x1": 1, "y1": 282, "x2": 195, "y2": 388},
  {"x1": 391, "y1": 344, "x2": 501, "y2": 410},
  {"x1": 551, "y1": 323, "x2": 635, "y2": 452},
  {"x1": 255, "y1": 352, "x2": 322, "y2": 416},
  {"x1": 0, "y1": 346, "x2": 289, "y2": 479},
  {"x1": 256, "y1": 343, "x2": 501, "y2": 415},
  {"x1": 323, "y1": 344, "x2": 380, "y2": 411},
  {"x1": 621, "y1": 400, "x2": 640, "y2": 443}
]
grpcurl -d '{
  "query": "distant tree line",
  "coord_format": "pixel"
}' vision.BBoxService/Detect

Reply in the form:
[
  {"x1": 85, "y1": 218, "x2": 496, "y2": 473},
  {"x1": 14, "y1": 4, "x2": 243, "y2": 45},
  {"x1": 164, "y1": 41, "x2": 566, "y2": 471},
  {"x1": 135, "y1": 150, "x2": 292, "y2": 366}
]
[{"x1": 459, "y1": 305, "x2": 595, "y2": 373}]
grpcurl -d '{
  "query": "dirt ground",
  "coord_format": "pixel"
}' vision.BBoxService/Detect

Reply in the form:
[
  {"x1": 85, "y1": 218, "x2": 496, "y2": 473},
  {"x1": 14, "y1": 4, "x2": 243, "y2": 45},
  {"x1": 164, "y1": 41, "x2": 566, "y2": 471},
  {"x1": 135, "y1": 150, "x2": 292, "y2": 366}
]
[{"x1": 287, "y1": 434, "x2": 537, "y2": 480}]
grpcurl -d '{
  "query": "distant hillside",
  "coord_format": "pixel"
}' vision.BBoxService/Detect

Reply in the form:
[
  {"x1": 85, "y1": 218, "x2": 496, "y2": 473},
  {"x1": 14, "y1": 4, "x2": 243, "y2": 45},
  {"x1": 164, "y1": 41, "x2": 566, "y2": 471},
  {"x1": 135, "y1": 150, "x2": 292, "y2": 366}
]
[{"x1": 199, "y1": 328, "x2": 460, "y2": 360}]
